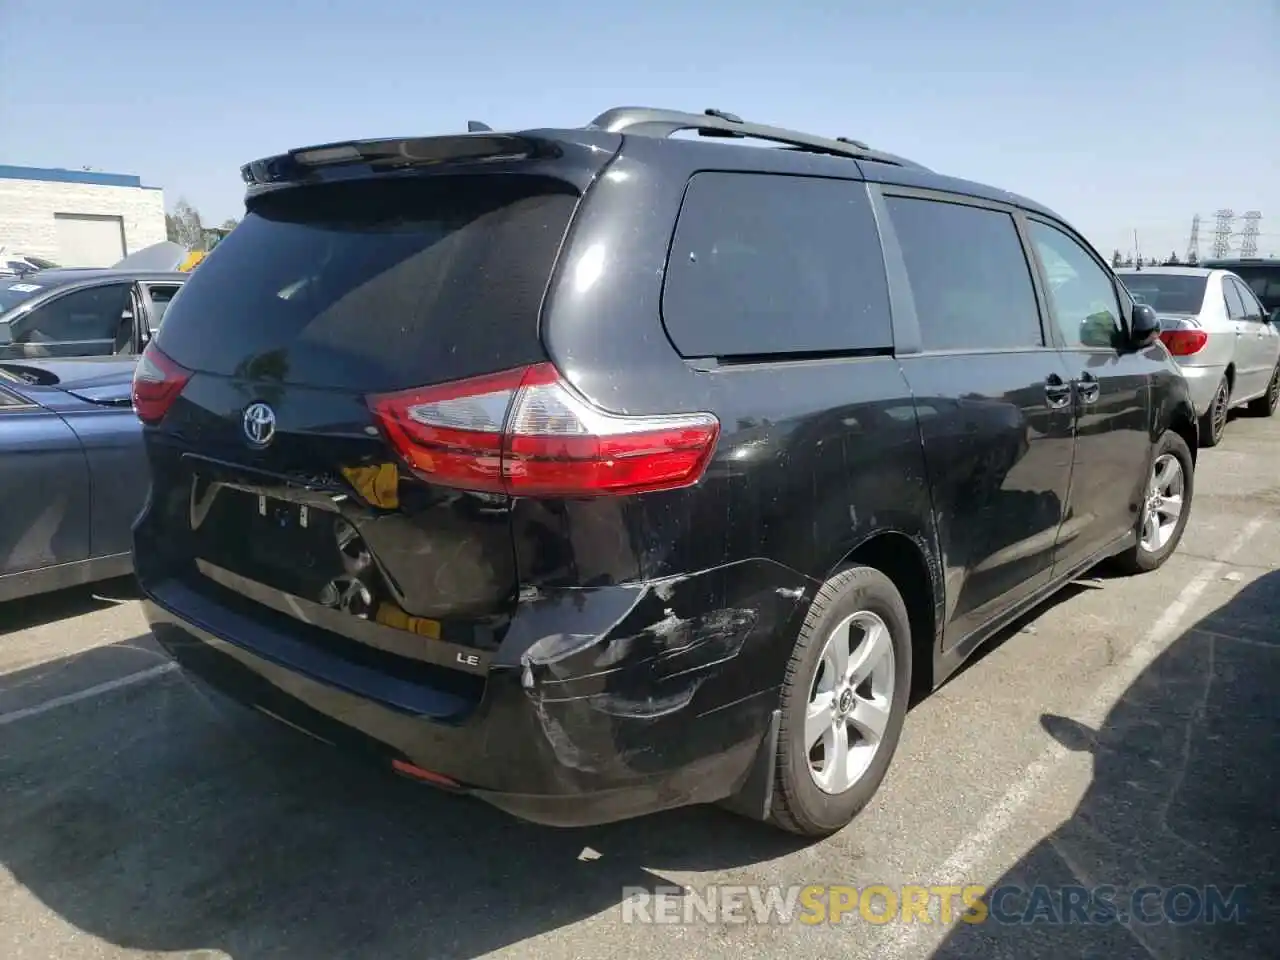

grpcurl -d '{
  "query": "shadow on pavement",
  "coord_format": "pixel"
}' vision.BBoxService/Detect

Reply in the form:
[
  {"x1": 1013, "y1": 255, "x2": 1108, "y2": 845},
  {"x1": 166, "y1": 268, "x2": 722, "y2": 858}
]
[
  {"x1": 0, "y1": 575, "x2": 140, "y2": 635},
  {"x1": 931, "y1": 570, "x2": 1280, "y2": 959},
  {"x1": 0, "y1": 637, "x2": 805, "y2": 959},
  {"x1": 929, "y1": 579, "x2": 1094, "y2": 700}
]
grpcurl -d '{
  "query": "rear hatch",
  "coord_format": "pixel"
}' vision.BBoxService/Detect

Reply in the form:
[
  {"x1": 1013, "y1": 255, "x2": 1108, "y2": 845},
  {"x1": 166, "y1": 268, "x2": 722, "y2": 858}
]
[{"x1": 135, "y1": 136, "x2": 615, "y2": 698}]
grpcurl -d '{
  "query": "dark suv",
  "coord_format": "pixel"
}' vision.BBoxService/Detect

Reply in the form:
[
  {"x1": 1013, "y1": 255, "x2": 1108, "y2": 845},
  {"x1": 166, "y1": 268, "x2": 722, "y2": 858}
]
[
  {"x1": 132, "y1": 107, "x2": 1198, "y2": 837},
  {"x1": 1202, "y1": 257, "x2": 1280, "y2": 323}
]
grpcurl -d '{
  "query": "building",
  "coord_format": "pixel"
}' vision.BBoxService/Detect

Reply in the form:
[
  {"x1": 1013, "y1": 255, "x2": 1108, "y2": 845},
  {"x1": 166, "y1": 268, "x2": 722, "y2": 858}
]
[{"x1": 0, "y1": 164, "x2": 166, "y2": 267}]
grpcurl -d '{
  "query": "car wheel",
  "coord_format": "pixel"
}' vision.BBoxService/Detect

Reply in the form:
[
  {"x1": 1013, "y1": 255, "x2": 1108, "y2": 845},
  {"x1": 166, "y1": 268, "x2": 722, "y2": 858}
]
[
  {"x1": 1197, "y1": 377, "x2": 1229, "y2": 447},
  {"x1": 1248, "y1": 364, "x2": 1280, "y2": 417},
  {"x1": 1111, "y1": 431, "x2": 1194, "y2": 574},
  {"x1": 769, "y1": 565, "x2": 912, "y2": 837}
]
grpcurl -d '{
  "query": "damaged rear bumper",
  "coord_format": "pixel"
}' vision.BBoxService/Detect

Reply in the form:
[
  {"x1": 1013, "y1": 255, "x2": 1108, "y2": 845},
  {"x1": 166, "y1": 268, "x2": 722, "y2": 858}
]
[{"x1": 140, "y1": 559, "x2": 811, "y2": 828}]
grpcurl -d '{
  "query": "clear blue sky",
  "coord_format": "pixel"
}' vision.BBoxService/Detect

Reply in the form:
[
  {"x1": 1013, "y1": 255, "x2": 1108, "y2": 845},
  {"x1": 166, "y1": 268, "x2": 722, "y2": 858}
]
[{"x1": 2, "y1": 0, "x2": 1276, "y2": 259}]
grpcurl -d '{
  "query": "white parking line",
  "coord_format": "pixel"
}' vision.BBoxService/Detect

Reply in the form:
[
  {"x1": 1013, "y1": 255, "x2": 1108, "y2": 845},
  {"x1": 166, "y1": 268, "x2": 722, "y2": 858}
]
[
  {"x1": 0, "y1": 662, "x2": 178, "y2": 727},
  {"x1": 883, "y1": 513, "x2": 1271, "y2": 959}
]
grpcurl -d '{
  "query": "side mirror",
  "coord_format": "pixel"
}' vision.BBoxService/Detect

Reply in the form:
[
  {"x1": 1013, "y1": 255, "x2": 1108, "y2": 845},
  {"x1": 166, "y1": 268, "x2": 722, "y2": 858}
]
[{"x1": 1131, "y1": 303, "x2": 1161, "y2": 346}]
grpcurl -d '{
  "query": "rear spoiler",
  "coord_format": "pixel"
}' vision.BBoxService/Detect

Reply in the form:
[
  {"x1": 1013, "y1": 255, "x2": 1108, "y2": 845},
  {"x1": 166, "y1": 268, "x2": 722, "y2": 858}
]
[{"x1": 239, "y1": 133, "x2": 590, "y2": 198}]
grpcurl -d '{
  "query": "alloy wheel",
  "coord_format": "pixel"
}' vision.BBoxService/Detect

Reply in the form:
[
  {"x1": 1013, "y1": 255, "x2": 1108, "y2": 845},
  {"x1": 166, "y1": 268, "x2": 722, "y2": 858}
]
[
  {"x1": 1140, "y1": 453, "x2": 1185, "y2": 553},
  {"x1": 805, "y1": 611, "x2": 896, "y2": 795},
  {"x1": 1211, "y1": 381, "x2": 1229, "y2": 441}
]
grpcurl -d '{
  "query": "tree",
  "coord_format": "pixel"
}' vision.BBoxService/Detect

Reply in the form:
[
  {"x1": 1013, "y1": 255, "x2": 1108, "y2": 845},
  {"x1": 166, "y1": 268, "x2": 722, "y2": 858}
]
[
  {"x1": 1164, "y1": 251, "x2": 1181, "y2": 266},
  {"x1": 1111, "y1": 249, "x2": 1123, "y2": 267},
  {"x1": 165, "y1": 198, "x2": 205, "y2": 249},
  {"x1": 1122, "y1": 255, "x2": 1135, "y2": 267}
]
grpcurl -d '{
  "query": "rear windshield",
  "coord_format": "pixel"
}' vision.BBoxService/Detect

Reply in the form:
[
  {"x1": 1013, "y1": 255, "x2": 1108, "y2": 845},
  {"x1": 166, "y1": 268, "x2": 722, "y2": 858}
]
[
  {"x1": 1229, "y1": 265, "x2": 1280, "y2": 310},
  {"x1": 1116, "y1": 273, "x2": 1207, "y2": 314},
  {"x1": 153, "y1": 174, "x2": 578, "y2": 392}
]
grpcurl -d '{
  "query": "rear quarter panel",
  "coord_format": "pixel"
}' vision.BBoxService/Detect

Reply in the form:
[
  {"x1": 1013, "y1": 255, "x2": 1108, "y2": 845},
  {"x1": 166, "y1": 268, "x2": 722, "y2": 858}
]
[
  {"x1": 0, "y1": 391, "x2": 92, "y2": 581},
  {"x1": 39, "y1": 395, "x2": 148, "y2": 559},
  {"x1": 528, "y1": 139, "x2": 941, "y2": 705}
]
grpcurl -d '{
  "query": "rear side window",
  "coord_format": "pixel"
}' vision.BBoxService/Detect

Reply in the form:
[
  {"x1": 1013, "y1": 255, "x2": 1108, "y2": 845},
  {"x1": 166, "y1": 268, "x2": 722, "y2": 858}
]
[
  {"x1": 1231, "y1": 278, "x2": 1264, "y2": 320},
  {"x1": 1223, "y1": 279, "x2": 1248, "y2": 320},
  {"x1": 154, "y1": 175, "x2": 578, "y2": 392},
  {"x1": 661, "y1": 173, "x2": 891, "y2": 357},
  {"x1": 885, "y1": 196, "x2": 1042, "y2": 351},
  {"x1": 0, "y1": 386, "x2": 27, "y2": 408},
  {"x1": 144, "y1": 283, "x2": 181, "y2": 326}
]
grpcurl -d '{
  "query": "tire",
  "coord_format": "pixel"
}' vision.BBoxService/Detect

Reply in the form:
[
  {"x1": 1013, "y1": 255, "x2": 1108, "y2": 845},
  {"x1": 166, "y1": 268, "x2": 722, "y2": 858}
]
[
  {"x1": 1247, "y1": 364, "x2": 1280, "y2": 417},
  {"x1": 1111, "y1": 431, "x2": 1194, "y2": 575},
  {"x1": 1197, "y1": 376, "x2": 1229, "y2": 447},
  {"x1": 768, "y1": 565, "x2": 912, "y2": 837}
]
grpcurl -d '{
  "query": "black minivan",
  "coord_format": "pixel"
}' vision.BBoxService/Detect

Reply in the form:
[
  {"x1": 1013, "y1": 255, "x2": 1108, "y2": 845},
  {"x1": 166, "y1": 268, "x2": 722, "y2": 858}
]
[{"x1": 132, "y1": 107, "x2": 1199, "y2": 836}]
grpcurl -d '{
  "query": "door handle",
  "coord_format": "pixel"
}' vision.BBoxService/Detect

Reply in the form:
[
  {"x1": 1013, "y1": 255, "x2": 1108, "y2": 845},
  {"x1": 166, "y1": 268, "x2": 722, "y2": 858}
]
[
  {"x1": 1077, "y1": 372, "x2": 1100, "y2": 404},
  {"x1": 1045, "y1": 374, "x2": 1071, "y2": 408}
]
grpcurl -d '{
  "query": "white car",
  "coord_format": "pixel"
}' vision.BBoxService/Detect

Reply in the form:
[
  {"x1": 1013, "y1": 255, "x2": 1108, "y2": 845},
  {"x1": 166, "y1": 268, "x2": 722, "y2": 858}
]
[{"x1": 1117, "y1": 266, "x2": 1280, "y2": 446}]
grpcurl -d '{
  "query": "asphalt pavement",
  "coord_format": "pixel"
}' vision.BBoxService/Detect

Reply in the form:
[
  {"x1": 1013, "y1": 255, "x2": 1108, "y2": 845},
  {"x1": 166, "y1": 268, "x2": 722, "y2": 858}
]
[{"x1": 2, "y1": 413, "x2": 1278, "y2": 959}]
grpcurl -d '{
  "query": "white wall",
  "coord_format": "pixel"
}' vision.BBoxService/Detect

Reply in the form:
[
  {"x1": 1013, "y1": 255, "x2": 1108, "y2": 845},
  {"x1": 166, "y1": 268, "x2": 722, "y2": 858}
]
[{"x1": 0, "y1": 179, "x2": 167, "y2": 264}]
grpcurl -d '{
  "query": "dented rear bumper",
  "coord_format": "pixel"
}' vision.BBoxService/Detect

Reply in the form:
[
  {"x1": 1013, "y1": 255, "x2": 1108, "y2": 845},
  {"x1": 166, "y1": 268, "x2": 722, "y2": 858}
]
[{"x1": 140, "y1": 559, "x2": 812, "y2": 827}]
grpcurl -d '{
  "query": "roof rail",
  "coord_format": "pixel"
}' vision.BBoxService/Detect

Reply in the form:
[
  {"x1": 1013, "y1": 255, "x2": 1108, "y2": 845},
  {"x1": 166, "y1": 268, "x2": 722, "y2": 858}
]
[{"x1": 587, "y1": 106, "x2": 928, "y2": 170}]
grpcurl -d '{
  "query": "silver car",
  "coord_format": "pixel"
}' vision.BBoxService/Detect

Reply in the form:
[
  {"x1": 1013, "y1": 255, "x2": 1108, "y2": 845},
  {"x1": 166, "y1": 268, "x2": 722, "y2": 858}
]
[{"x1": 1117, "y1": 266, "x2": 1280, "y2": 446}]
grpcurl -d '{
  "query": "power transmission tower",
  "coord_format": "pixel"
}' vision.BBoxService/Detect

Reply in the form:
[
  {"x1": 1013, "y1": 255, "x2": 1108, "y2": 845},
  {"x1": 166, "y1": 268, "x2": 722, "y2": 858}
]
[
  {"x1": 1186, "y1": 214, "x2": 1201, "y2": 264},
  {"x1": 1240, "y1": 211, "x2": 1262, "y2": 258},
  {"x1": 1212, "y1": 209, "x2": 1235, "y2": 259}
]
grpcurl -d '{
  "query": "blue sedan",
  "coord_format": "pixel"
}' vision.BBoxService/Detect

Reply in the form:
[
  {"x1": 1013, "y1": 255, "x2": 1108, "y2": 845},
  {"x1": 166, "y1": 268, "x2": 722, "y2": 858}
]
[{"x1": 0, "y1": 356, "x2": 148, "y2": 603}]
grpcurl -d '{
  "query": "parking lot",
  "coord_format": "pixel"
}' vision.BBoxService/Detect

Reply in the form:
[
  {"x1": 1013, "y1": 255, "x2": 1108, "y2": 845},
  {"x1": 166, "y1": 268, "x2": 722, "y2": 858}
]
[{"x1": 1, "y1": 415, "x2": 1277, "y2": 959}]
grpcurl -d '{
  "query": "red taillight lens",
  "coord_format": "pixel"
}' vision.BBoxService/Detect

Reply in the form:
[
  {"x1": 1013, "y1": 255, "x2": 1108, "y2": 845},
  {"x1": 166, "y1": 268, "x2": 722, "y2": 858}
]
[
  {"x1": 132, "y1": 344, "x2": 192, "y2": 425},
  {"x1": 367, "y1": 363, "x2": 720, "y2": 497},
  {"x1": 1159, "y1": 329, "x2": 1208, "y2": 356}
]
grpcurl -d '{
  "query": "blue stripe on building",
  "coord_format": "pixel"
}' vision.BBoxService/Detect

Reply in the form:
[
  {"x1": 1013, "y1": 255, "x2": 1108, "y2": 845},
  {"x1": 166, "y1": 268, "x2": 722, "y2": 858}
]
[{"x1": 0, "y1": 164, "x2": 159, "y2": 190}]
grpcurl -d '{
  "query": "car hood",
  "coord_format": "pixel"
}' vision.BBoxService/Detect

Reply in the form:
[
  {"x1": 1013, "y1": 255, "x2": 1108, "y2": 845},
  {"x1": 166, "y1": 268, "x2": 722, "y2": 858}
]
[{"x1": 1, "y1": 356, "x2": 138, "y2": 404}]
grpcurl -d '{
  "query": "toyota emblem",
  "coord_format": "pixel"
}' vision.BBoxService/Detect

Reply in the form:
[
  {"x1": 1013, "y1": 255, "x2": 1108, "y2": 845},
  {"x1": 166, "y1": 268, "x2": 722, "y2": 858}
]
[{"x1": 242, "y1": 402, "x2": 277, "y2": 447}]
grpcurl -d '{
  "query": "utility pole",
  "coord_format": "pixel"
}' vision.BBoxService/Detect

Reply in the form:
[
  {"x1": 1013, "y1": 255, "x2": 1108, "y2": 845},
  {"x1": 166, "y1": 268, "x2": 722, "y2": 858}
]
[
  {"x1": 1240, "y1": 212, "x2": 1262, "y2": 258},
  {"x1": 1212, "y1": 209, "x2": 1236, "y2": 259}
]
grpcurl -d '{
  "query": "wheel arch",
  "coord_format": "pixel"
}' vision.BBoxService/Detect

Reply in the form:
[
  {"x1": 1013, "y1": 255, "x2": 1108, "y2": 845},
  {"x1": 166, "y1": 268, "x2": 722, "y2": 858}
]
[
  {"x1": 834, "y1": 529, "x2": 941, "y2": 697},
  {"x1": 1169, "y1": 404, "x2": 1199, "y2": 466}
]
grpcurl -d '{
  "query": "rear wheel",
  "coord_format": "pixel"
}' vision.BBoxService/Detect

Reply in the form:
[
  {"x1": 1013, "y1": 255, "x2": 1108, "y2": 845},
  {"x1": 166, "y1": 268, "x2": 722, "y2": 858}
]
[
  {"x1": 1247, "y1": 364, "x2": 1280, "y2": 417},
  {"x1": 1198, "y1": 376, "x2": 1230, "y2": 447},
  {"x1": 1111, "y1": 431, "x2": 1194, "y2": 574},
  {"x1": 769, "y1": 566, "x2": 912, "y2": 837}
]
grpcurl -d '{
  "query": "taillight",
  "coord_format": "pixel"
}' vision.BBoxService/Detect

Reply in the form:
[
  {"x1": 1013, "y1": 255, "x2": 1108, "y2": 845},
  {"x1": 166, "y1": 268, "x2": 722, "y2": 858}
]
[
  {"x1": 1159, "y1": 329, "x2": 1209, "y2": 356},
  {"x1": 132, "y1": 343, "x2": 192, "y2": 424},
  {"x1": 367, "y1": 363, "x2": 720, "y2": 497}
]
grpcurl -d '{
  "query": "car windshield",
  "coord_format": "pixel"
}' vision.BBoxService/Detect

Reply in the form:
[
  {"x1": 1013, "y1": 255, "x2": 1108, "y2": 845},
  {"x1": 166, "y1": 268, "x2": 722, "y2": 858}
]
[
  {"x1": 0, "y1": 280, "x2": 47, "y2": 316},
  {"x1": 1116, "y1": 273, "x2": 1207, "y2": 314}
]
